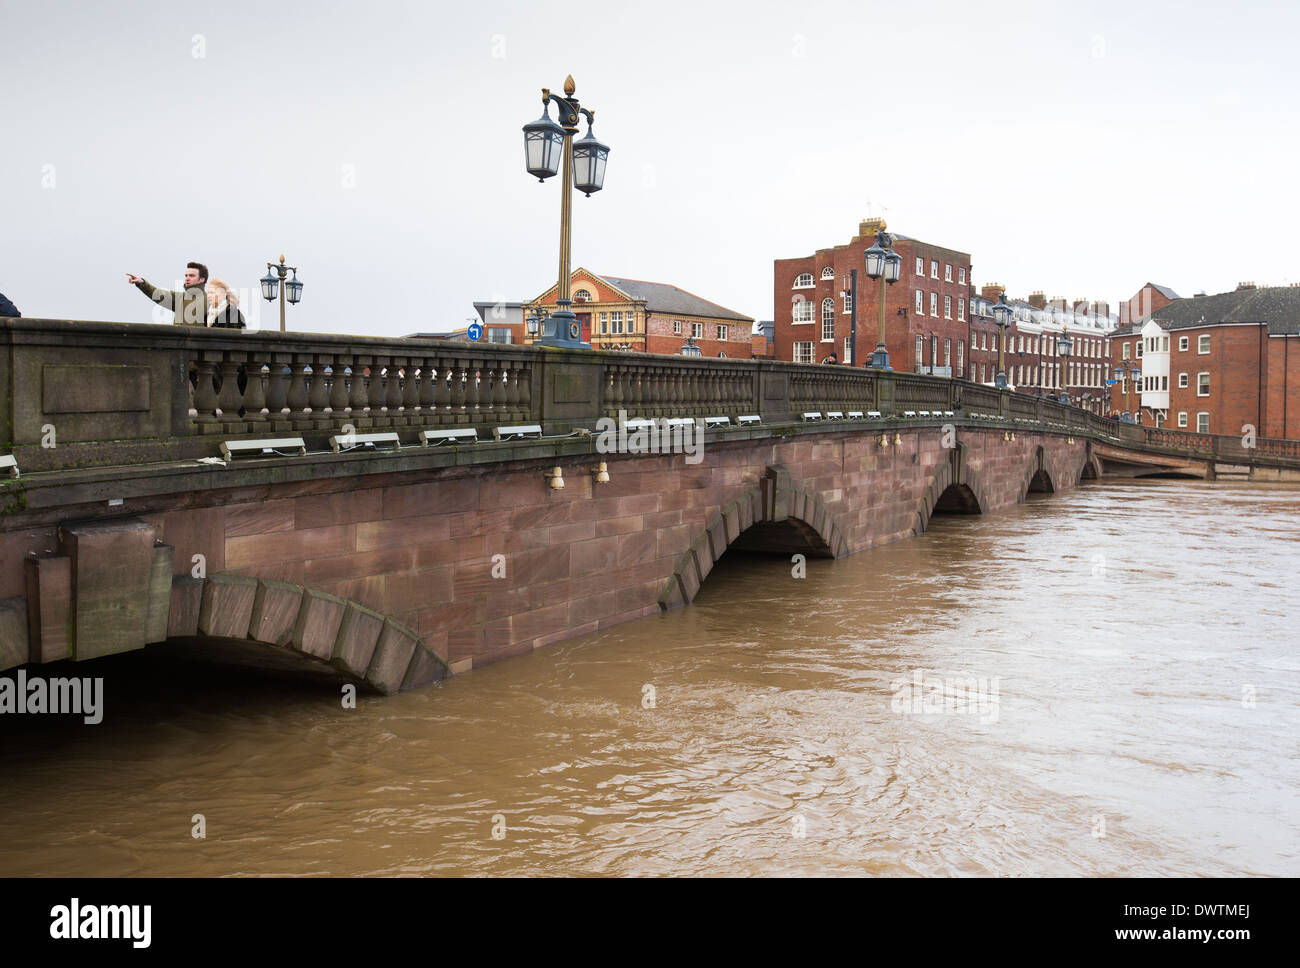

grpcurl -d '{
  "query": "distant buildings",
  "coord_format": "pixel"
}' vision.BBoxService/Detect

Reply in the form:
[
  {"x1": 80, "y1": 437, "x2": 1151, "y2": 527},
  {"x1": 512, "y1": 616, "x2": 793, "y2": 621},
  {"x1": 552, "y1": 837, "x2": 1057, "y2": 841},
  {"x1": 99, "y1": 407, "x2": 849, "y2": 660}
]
[
  {"x1": 523, "y1": 268, "x2": 755, "y2": 357},
  {"x1": 1107, "y1": 283, "x2": 1300, "y2": 437}
]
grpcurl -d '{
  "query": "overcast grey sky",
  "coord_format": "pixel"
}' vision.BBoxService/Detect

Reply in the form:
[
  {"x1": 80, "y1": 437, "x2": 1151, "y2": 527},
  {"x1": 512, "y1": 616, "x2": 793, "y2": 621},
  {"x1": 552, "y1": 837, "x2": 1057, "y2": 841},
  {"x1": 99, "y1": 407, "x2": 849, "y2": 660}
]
[{"x1": 4, "y1": 0, "x2": 1298, "y2": 336}]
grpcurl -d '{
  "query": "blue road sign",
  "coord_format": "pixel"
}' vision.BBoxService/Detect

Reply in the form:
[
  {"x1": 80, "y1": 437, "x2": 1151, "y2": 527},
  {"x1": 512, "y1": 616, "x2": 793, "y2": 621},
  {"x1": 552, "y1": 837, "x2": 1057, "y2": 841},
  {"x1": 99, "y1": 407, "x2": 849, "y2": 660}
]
[
  {"x1": 467, "y1": 323, "x2": 483, "y2": 342},
  {"x1": 1105, "y1": 379, "x2": 1117, "y2": 386}
]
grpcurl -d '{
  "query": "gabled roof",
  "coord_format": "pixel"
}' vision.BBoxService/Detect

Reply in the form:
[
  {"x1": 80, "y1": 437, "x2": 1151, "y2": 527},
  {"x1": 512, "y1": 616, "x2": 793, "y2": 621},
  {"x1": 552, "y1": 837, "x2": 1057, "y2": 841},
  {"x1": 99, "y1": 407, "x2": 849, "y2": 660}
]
[
  {"x1": 1142, "y1": 282, "x2": 1180, "y2": 300},
  {"x1": 593, "y1": 274, "x2": 752, "y2": 322},
  {"x1": 1140, "y1": 287, "x2": 1300, "y2": 334}
]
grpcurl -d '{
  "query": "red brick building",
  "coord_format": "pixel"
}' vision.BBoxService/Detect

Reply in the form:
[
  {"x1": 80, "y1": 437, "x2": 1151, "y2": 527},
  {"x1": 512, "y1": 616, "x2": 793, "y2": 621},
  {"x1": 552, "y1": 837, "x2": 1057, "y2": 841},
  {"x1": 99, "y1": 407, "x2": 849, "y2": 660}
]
[
  {"x1": 1118, "y1": 282, "x2": 1179, "y2": 328},
  {"x1": 773, "y1": 219, "x2": 973, "y2": 371},
  {"x1": 524, "y1": 269, "x2": 754, "y2": 358},
  {"x1": 1107, "y1": 284, "x2": 1300, "y2": 437}
]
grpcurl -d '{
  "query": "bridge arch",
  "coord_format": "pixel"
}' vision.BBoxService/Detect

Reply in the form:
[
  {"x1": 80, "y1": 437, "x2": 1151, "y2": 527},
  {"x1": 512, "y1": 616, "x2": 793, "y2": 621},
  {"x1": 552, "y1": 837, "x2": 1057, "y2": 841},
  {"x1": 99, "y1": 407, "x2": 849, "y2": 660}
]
[
  {"x1": 916, "y1": 443, "x2": 991, "y2": 533},
  {"x1": 164, "y1": 575, "x2": 447, "y2": 693},
  {"x1": 657, "y1": 465, "x2": 848, "y2": 609}
]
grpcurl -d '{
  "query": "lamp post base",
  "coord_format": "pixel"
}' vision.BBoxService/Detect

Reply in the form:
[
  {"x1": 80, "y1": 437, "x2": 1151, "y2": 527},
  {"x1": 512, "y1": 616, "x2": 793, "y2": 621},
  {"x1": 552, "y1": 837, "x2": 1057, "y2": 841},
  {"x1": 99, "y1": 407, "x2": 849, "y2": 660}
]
[
  {"x1": 868, "y1": 345, "x2": 892, "y2": 370},
  {"x1": 533, "y1": 310, "x2": 592, "y2": 350}
]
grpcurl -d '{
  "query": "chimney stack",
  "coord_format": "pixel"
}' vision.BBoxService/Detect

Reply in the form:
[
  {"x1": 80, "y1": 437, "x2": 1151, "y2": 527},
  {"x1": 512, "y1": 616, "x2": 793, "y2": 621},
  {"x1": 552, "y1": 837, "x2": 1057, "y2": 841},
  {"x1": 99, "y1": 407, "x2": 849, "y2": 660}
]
[
  {"x1": 1236, "y1": 281, "x2": 1256, "y2": 291},
  {"x1": 1028, "y1": 291, "x2": 1047, "y2": 310},
  {"x1": 859, "y1": 217, "x2": 886, "y2": 238},
  {"x1": 981, "y1": 282, "x2": 1006, "y2": 302}
]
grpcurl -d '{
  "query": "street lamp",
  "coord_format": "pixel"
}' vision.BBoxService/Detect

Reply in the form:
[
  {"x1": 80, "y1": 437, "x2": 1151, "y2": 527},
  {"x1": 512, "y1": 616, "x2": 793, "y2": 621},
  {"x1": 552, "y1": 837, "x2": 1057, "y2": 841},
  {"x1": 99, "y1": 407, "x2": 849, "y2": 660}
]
[
  {"x1": 863, "y1": 227, "x2": 902, "y2": 369},
  {"x1": 522, "y1": 75, "x2": 609, "y2": 349},
  {"x1": 992, "y1": 295, "x2": 1013, "y2": 388},
  {"x1": 680, "y1": 336, "x2": 701, "y2": 357},
  {"x1": 260, "y1": 255, "x2": 303, "y2": 333},
  {"x1": 526, "y1": 310, "x2": 544, "y2": 340}
]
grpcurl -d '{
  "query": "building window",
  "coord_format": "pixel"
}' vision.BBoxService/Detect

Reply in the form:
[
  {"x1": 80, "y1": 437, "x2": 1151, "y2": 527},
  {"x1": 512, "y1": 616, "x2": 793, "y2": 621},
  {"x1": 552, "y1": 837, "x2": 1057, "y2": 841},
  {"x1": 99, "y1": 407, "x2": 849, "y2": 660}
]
[
  {"x1": 794, "y1": 273, "x2": 814, "y2": 289},
  {"x1": 794, "y1": 341, "x2": 813, "y2": 364},
  {"x1": 1178, "y1": 412, "x2": 1188, "y2": 428},
  {"x1": 487, "y1": 327, "x2": 512, "y2": 344},
  {"x1": 1198, "y1": 334, "x2": 1211, "y2": 354},
  {"x1": 821, "y1": 298, "x2": 834, "y2": 338},
  {"x1": 930, "y1": 292, "x2": 938, "y2": 317},
  {"x1": 958, "y1": 298, "x2": 965, "y2": 321},
  {"x1": 717, "y1": 351, "x2": 727, "y2": 358},
  {"x1": 574, "y1": 289, "x2": 592, "y2": 302},
  {"x1": 793, "y1": 300, "x2": 813, "y2": 323},
  {"x1": 957, "y1": 340, "x2": 964, "y2": 377},
  {"x1": 944, "y1": 295, "x2": 952, "y2": 319},
  {"x1": 672, "y1": 319, "x2": 682, "y2": 335},
  {"x1": 915, "y1": 289, "x2": 923, "y2": 313},
  {"x1": 611, "y1": 311, "x2": 624, "y2": 334},
  {"x1": 1136, "y1": 342, "x2": 1143, "y2": 358},
  {"x1": 915, "y1": 257, "x2": 924, "y2": 275},
  {"x1": 959, "y1": 268, "x2": 966, "y2": 284},
  {"x1": 1197, "y1": 372, "x2": 1210, "y2": 396},
  {"x1": 1161, "y1": 336, "x2": 1169, "y2": 351},
  {"x1": 626, "y1": 312, "x2": 637, "y2": 333},
  {"x1": 691, "y1": 321, "x2": 703, "y2": 339},
  {"x1": 930, "y1": 260, "x2": 939, "y2": 279},
  {"x1": 1179, "y1": 336, "x2": 1189, "y2": 351},
  {"x1": 844, "y1": 336, "x2": 852, "y2": 361},
  {"x1": 931, "y1": 335, "x2": 938, "y2": 367},
  {"x1": 915, "y1": 335, "x2": 925, "y2": 369},
  {"x1": 944, "y1": 264, "x2": 953, "y2": 282},
  {"x1": 1178, "y1": 372, "x2": 1188, "y2": 388},
  {"x1": 943, "y1": 338, "x2": 951, "y2": 368},
  {"x1": 1197, "y1": 412, "x2": 1210, "y2": 433},
  {"x1": 717, "y1": 324, "x2": 728, "y2": 341},
  {"x1": 599, "y1": 312, "x2": 609, "y2": 335},
  {"x1": 1122, "y1": 343, "x2": 1130, "y2": 360},
  {"x1": 1161, "y1": 375, "x2": 1168, "y2": 390},
  {"x1": 843, "y1": 290, "x2": 852, "y2": 314},
  {"x1": 820, "y1": 267, "x2": 835, "y2": 280}
]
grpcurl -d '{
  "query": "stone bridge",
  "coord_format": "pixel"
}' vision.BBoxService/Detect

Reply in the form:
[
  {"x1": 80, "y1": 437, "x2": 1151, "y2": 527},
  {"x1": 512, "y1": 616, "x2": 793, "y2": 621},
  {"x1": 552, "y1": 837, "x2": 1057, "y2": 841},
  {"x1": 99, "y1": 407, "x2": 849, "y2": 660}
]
[{"x1": 3, "y1": 319, "x2": 1298, "y2": 689}]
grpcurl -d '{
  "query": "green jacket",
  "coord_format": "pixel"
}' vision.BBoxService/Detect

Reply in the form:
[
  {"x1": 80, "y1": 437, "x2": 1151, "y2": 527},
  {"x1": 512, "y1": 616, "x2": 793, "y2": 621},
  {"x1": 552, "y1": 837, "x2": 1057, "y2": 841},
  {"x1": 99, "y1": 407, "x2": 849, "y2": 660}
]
[{"x1": 135, "y1": 279, "x2": 207, "y2": 326}]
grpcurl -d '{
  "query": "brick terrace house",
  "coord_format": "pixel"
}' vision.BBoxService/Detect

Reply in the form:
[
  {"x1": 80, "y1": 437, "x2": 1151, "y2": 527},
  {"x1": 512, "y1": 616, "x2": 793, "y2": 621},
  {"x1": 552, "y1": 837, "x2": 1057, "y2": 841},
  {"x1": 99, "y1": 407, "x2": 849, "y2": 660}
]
[
  {"x1": 1107, "y1": 283, "x2": 1300, "y2": 436},
  {"x1": 773, "y1": 218, "x2": 973, "y2": 370},
  {"x1": 523, "y1": 268, "x2": 754, "y2": 357}
]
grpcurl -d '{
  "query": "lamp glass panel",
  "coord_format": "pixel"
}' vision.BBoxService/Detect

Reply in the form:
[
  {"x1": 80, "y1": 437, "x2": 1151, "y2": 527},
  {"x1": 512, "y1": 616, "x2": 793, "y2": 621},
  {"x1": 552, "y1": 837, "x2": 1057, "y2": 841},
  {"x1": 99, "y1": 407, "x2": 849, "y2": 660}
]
[
  {"x1": 884, "y1": 251, "x2": 902, "y2": 284},
  {"x1": 261, "y1": 272, "x2": 278, "y2": 301},
  {"x1": 286, "y1": 277, "x2": 304, "y2": 304},
  {"x1": 863, "y1": 245, "x2": 885, "y2": 279}
]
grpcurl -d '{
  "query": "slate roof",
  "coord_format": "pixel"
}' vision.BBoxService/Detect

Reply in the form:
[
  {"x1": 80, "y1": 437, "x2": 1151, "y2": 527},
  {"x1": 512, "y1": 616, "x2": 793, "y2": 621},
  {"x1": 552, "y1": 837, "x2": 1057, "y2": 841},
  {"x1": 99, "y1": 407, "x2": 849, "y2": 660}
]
[
  {"x1": 1148, "y1": 282, "x2": 1180, "y2": 300},
  {"x1": 595, "y1": 274, "x2": 753, "y2": 322},
  {"x1": 1140, "y1": 287, "x2": 1300, "y2": 335}
]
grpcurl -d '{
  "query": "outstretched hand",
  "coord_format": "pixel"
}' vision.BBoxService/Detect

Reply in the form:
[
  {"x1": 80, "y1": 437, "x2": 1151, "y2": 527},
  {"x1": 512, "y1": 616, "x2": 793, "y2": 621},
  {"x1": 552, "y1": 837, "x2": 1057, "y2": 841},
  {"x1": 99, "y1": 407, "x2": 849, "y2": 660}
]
[{"x1": 126, "y1": 273, "x2": 142, "y2": 284}]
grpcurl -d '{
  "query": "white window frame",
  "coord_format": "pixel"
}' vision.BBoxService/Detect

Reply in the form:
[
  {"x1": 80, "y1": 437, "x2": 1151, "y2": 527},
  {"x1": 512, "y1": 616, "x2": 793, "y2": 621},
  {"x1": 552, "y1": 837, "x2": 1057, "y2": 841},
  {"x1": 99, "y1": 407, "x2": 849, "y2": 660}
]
[
  {"x1": 915, "y1": 257, "x2": 924, "y2": 275},
  {"x1": 691, "y1": 321, "x2": 703, "y2": 339},
  {"x1": 1178, "y1": 372, "x2": 1188, "y2": 388},
  {"x1": 599, "y1": 312, "x2": 609, "y2": 335},
  {"x1": 1198, "y1": 334, "x2": 1211, "y2": 354},
  {"x1": 944, "y1": 295, "x2": 952, "y2": 319},
  {"x1": 944, "y1": 264, "x2": 953, "y2": 282},
  {"x1": 792, "y1": 299, "x2": 813, "y2": 324},
  {"x1": 793, "y1": 341, "x2": 813, "y2": 364},
  {"x1": 915, "y1": 335, "x2": 925, "y2": 369},
  {"x1": 611, "y1": 310, "x2": 624, "y2": 334},
  {"x1": 794, "y1": 273, "x2": 814, "y2": 289},
  {"x1": 820, "y1": 267, "x2": 835, "y2": 280},
  {"x1": 574, "y1": 289, "x2": 592, "y2": 302},
  {"x1": 959, "y1": 267, "x2": 966, "y2": 285},
  {"x1": 1179, "y1": 336, "x2": 1189, "y2": 351},
  {"x1": 821, "y1": 298, "x2": 835, "y2": 338},
  {"x1": 1197, "y1": 371, "x2": 1210, "y2": 396},
  {"x1": 672, "y1": 319, "x2": 682, "y2": 335},
  {"x1": 1197, "y1": 412, "x2": 1209, "y2": 433},
  {"x1": 958, "y1": 298, "x2": 965, "y2": 321},
  {"x1": 915, "y1": 289, "x2": 923, "y2": 313},
  {"x1": 930, "y1": 292, "x2": 938, "y2": 317},
  {"x1": 930, "y1": 260, "x2": 939, "y2": 280},
  {"x1": 842, "y1": 290, "x2": 852, "y2": 314},
  {"x1": 717, "y1": 324, "x2": 728, "y2": 341}
]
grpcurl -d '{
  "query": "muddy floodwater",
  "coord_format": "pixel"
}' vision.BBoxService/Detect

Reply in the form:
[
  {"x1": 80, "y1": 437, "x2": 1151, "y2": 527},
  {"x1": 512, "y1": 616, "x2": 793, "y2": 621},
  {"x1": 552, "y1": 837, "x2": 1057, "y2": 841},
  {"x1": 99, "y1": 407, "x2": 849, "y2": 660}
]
[{"x1": 1, "y1": 478, "x2": 1297, "y2": 876}]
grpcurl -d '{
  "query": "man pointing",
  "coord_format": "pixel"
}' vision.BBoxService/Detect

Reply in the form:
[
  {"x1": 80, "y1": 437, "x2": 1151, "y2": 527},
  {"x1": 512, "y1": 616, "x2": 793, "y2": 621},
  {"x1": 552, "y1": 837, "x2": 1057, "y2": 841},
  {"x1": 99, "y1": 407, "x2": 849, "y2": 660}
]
[{"x1": 126, "y1": 261, "x2": 208, "y2": 326}]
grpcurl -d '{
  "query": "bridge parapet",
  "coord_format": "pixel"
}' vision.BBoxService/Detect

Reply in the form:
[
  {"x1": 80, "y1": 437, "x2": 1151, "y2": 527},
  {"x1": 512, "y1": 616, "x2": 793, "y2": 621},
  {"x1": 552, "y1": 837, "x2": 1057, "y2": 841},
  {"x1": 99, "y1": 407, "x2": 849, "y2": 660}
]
[{"x1": 2, "y1": 317, "x2": 1297, "y2": 478}]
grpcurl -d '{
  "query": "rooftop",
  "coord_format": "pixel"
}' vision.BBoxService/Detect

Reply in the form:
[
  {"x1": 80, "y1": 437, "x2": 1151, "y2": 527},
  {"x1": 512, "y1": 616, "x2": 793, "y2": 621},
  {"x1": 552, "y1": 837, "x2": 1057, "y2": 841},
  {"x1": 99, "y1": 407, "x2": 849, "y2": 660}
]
[
  {"x1": 1140, "y1": 286, "x2": 1300, "y2": 335},
  {"x1": 595, "y1": 274, "x2": 753, "y2": 322}
]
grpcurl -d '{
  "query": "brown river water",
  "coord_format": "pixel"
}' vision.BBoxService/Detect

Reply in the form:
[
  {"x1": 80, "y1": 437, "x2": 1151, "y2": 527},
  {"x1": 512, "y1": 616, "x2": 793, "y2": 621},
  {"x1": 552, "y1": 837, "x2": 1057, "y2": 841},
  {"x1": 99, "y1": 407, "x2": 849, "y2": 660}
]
[{"x1": 1, "y1": 478, "x2": 1297, "y2": 877}]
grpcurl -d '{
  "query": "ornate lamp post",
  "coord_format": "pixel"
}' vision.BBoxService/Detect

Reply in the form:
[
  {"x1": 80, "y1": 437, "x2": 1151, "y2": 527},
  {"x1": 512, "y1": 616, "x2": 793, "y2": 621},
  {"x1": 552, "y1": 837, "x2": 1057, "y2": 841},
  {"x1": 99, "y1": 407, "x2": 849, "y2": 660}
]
[
  {"x1": 260, "y1": 255, "x2": 303, "y2": 333},
  {"x1": 992, "y1": 295, "x2": 1013, "y2": 388},
  {"x1": 680, "y1": 336, "x2": 701, "y2": 357},
  {"x1": 522, "y1": 75, "x2": 609, "y2": 349},
  {"x1": 1057, "y1": 326, "x2": 1073, "y2": 401},
  {"x1": 863, "y1": 228, "x2": 902, "y2": 369}
]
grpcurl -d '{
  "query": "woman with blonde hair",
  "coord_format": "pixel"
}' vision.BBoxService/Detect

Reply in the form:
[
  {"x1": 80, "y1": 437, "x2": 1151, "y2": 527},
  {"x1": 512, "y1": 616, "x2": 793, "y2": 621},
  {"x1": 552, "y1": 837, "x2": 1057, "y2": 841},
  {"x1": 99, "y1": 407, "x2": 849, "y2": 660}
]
[{"x1": 206, "y1": 278, "x2": 246, "y2": 329}]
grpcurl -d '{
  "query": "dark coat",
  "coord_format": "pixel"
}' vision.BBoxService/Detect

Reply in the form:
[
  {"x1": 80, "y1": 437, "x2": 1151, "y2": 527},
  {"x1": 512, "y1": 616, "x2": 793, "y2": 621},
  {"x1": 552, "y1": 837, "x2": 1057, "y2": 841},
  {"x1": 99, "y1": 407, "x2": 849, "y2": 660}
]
[
  {"x1": 207, "y1": 303, "x2": 246, "y2": 329},
  {"x1": 0, "y1": 292, "x2": 19, "y2": 317}
]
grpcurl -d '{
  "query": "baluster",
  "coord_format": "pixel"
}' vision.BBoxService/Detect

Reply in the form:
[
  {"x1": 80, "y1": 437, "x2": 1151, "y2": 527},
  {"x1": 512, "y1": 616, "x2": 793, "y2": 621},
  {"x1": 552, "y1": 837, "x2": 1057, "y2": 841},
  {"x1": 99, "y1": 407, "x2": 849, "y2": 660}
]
[
  {"x1": 514, "y1": 361, "x2": 531, "y2": 415},
  {"x1": 504, "y1": 360, "x2": 521, "y2": 413},
  {"x1": 451, "y1": 361, "x2": 468, "y2": 410},
  {"x1": 417, "y1": 360, "x2": 437, "y2": 413},
  {"x1": 286, "y1": 358, "x2": 311, "y2": 420},
  {"x1": 403, "y1": 359, "x2": 422, "y2": 412},
  {"x1": 609, "y1": 364, "x2": 624, "y2": 414},
  {"x1": 329, "y1": 357, "x2": 351, "y2": 413},
  {"x1": 243, "y1": 356, "x2": 269, "y2": 417},
  {"x1": 265, "y1": 359, "x2": 290, "y2": 424},
  {"x1": 433, "y1": 361, "x2": 451, "y2": 412},
  {"x1": 351, "y1": 356, "x2": 371, "y2": 414},
  {"x1": 193, "y1": 358, "x2": 219, "y2": 423},
  {"x1": 368, "y1": 357, "x2": 388, "y2": 411},
  {"x1": 465, "y1": 360, "x2": 483, "y2": 411},
  {"x1": 216, "y1": 356, "x2": 243, "y2": 418},
  {"x1": 489, "y1": 363, "x2": 507, "y2": 413},
  {"x1": 308, "y1": 356, "x2": 330, "y2": 414},
  {"x1": 385, "y1": 358, "x2": 404, "y2": 411}
]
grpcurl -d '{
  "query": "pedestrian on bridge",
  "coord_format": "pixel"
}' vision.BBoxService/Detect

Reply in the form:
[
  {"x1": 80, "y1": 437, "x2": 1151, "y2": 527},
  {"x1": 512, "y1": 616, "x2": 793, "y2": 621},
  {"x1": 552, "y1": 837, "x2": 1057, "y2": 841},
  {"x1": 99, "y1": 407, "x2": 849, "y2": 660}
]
[
  {"x1": 126, "y1": 262, "x2": 208, "y2": 326},
  {"x1": 205, "y1": 279, "x2": 246, "y2": 329},
  {"x1": 0, "y1": 291, "x2": 19, "y2": 317}
]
